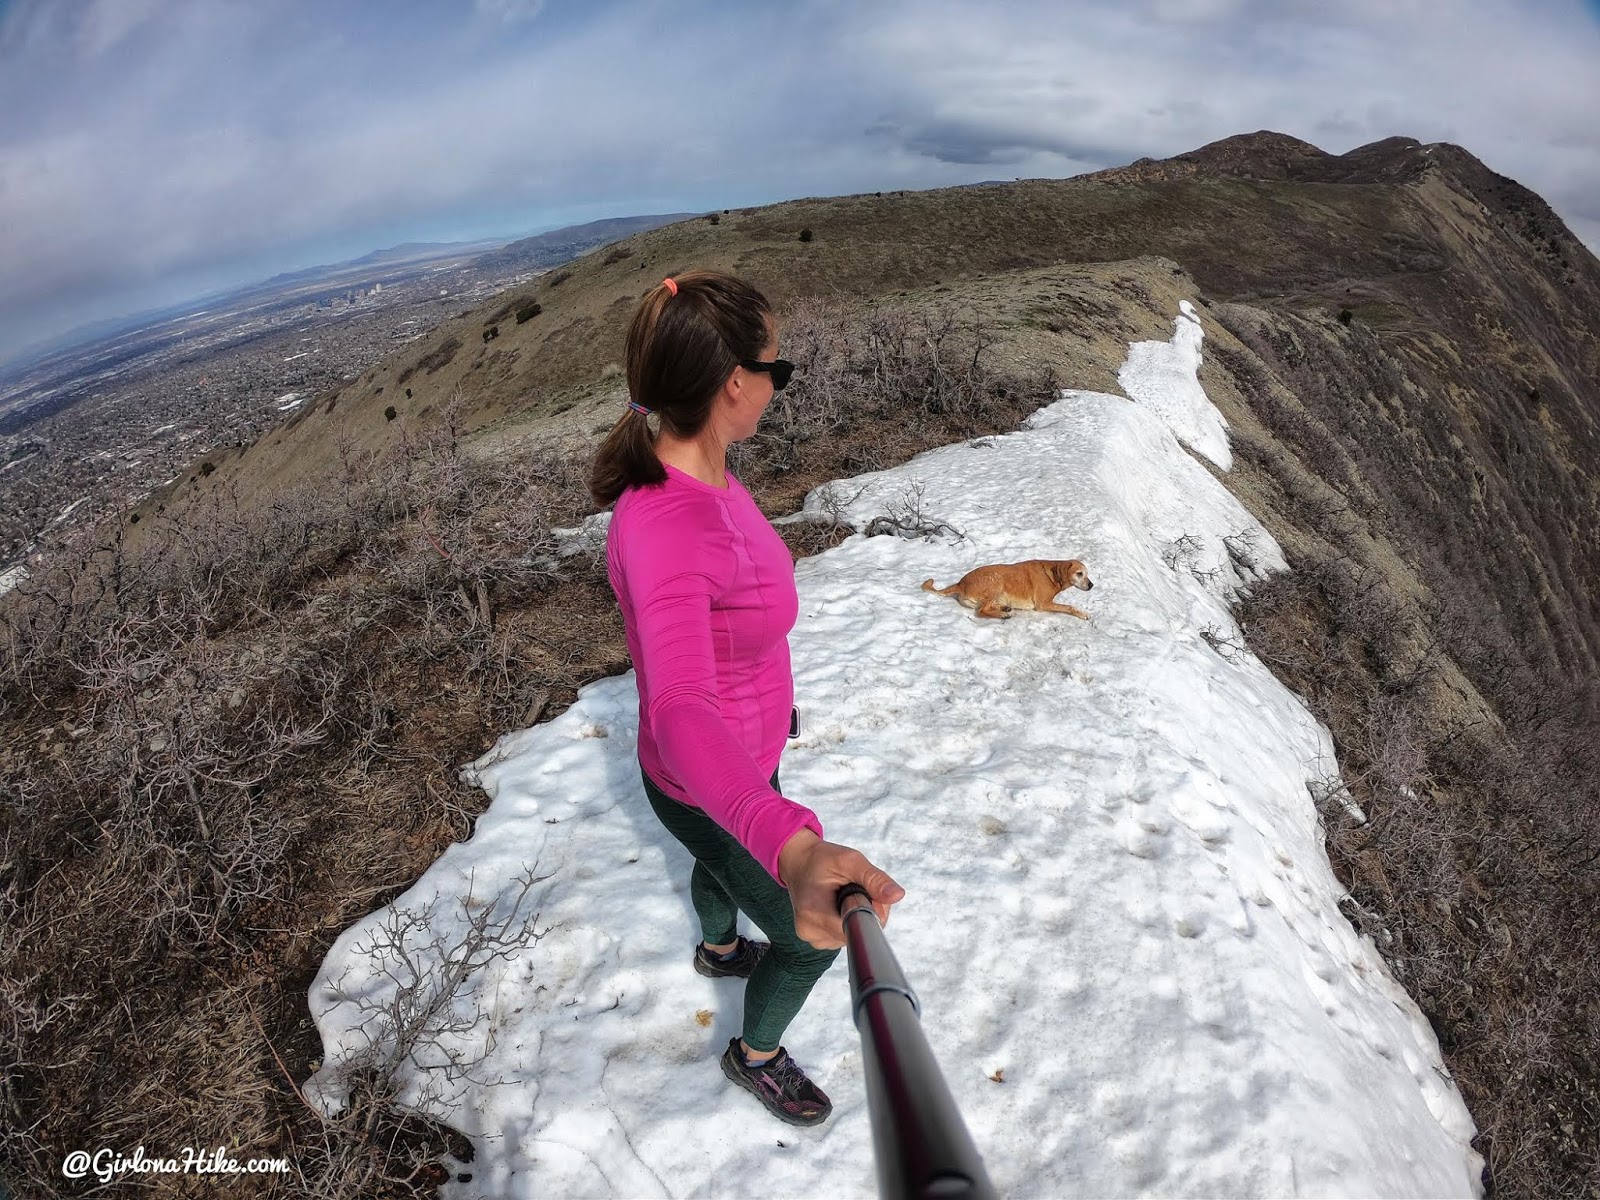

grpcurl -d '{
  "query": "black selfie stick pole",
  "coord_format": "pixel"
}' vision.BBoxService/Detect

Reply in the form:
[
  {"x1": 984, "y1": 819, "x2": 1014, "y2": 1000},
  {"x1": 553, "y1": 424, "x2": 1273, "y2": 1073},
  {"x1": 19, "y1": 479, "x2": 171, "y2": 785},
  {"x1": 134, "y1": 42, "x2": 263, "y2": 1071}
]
[{"x1": 836, "y1": 883, "x2": 998, "y2": 1200}]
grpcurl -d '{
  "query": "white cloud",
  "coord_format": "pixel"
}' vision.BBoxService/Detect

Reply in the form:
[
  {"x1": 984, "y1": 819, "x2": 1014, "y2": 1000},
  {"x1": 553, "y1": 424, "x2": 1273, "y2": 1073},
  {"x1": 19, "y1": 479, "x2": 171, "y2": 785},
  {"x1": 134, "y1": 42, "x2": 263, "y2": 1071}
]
[
  {"x1": 834, "y1": 0, "x2": 1600, "y2": 243},
  {"x1": 75, "y1": 0, "x2": 169, "y2": 58},
  {"x1": 473, "y1": 0, "x2": 546, "y2": 24},
  {"x1": 1, "y1": 0, "x2": 1597, "y2": 358}
]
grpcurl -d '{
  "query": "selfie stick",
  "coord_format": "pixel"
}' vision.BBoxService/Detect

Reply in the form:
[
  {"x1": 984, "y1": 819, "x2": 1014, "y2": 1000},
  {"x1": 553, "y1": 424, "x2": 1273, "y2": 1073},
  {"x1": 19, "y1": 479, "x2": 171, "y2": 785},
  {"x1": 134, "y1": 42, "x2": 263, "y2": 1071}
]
[{"x1": 836, "y1": 883, "x2": 998, "y2": 1200}]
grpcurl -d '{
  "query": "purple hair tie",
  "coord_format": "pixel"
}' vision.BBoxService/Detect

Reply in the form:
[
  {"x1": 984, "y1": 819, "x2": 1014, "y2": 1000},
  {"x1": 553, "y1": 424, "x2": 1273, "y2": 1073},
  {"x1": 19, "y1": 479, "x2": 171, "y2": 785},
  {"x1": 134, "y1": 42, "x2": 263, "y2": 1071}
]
[{"x1": 628, "y1": 400, "x2": 653, "y2": 415}]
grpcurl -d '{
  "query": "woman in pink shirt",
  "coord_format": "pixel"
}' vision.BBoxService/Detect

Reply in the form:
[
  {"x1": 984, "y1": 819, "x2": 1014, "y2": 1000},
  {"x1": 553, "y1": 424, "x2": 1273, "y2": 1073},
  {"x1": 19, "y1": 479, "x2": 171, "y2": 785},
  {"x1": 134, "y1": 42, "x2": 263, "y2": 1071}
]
[{"x1": 587, "y1": 270, "x2": 903, "y2": 1126}]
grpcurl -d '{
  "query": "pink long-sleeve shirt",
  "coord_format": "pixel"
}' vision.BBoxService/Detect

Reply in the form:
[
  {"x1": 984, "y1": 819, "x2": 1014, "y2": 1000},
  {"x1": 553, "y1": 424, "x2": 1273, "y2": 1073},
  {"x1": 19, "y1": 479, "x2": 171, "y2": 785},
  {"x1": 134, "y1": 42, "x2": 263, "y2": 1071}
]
[{"x1": 606, "y1": 462, "x2": 824, "y2": 882}]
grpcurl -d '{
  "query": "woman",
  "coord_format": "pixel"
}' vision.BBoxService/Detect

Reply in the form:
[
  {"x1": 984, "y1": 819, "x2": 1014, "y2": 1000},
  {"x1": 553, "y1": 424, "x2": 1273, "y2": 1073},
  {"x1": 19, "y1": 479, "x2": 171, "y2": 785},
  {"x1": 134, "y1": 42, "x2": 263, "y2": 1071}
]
[{"x1": 587, "y1": 270, "x2": 904, "y2": 1126}]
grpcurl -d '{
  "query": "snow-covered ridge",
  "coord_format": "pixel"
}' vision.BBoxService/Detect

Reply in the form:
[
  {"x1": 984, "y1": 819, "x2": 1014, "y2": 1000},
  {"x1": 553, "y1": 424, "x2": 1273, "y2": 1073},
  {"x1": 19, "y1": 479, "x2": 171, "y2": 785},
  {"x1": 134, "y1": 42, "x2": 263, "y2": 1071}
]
[
  {"x1": 305, "y1": 305, "x2": 1483, "y2": 1198},
  {"x1": 1118, "y1": 298, "x2": 1231, "y2": 471}
]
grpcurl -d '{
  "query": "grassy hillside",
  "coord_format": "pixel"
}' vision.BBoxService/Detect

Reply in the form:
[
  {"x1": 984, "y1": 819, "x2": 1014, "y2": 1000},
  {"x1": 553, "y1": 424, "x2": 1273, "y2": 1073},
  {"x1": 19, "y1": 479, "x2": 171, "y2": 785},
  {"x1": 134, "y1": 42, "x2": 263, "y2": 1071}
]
[{"x1": 5, "y1": 133, "x2": 1599, "y2": 1197}]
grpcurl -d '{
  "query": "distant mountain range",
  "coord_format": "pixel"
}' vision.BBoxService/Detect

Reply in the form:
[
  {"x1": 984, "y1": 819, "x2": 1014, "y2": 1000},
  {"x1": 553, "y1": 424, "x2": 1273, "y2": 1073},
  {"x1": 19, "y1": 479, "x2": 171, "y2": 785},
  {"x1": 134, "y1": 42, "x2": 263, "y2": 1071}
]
[{"x1": 470, "y1": 214, "x2": 698, "y2": 273}]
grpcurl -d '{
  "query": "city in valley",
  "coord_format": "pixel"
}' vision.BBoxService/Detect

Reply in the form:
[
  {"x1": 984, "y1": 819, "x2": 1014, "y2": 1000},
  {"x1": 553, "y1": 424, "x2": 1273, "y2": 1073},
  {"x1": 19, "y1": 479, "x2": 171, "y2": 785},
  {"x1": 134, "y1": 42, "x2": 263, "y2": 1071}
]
[{"x1": 0, "y1": 214, "x2": 686, "y2": 579}]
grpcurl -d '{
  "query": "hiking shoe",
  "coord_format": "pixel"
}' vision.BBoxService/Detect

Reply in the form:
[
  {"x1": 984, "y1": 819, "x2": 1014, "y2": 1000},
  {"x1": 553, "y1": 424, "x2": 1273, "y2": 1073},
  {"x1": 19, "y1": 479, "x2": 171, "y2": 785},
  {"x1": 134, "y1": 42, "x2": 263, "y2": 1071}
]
[
  {"x1": 719, "y1": 1038, "x2": 832, "y2": 1126},
  {"x1": 693, "y1": 935, "x2": 770, "y2": 979}
]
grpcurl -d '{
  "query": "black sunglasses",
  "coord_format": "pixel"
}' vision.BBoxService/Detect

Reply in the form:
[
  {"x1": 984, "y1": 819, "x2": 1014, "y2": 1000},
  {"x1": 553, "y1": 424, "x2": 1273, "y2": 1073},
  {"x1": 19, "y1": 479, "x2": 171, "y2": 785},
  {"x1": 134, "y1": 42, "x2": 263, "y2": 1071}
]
[{"x1": 738, "y1": 358, "x2": 795, "y2": 390}]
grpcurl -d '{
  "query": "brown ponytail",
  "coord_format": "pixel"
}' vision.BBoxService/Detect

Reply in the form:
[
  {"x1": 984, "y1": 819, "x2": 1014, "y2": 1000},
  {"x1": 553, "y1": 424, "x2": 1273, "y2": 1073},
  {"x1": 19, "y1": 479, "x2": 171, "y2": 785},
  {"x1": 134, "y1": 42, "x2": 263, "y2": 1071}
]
[{"x1": 586, "y1": 270, "x2": 774, "y2": 508}]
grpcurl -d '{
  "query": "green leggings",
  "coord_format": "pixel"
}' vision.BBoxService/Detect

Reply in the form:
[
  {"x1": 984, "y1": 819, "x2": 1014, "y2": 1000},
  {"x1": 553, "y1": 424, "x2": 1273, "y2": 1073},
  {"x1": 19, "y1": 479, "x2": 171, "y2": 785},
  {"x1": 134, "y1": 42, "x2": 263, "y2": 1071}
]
[{"x1": 641, "y1": 764, "x2": 840, "y2": 1054}]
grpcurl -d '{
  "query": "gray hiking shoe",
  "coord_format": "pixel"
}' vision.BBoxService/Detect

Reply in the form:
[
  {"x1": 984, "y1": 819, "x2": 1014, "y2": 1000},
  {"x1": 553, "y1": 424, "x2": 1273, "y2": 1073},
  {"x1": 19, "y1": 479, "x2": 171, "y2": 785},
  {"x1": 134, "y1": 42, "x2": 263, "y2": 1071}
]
[
  {"x1": 719, "y1": 1038, "x2": 832, "y2": 1126},
  {"x1": 693, "y1": 935, "x2": 770, "y2": 979}
]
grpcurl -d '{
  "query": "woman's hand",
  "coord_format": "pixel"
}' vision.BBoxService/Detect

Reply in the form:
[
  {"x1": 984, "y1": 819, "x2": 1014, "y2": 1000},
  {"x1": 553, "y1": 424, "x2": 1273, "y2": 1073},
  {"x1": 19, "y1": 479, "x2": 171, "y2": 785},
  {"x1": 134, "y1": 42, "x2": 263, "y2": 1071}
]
[{"x1": 778, "y1": 829, "x2": 905, "y2": 950}]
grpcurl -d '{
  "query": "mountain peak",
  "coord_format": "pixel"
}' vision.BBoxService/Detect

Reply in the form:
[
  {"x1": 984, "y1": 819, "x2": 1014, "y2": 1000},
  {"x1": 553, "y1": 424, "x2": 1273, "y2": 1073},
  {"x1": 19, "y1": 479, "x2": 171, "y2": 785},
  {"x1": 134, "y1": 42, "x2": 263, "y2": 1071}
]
[
  {"x1": 1345, "y1": 135, "x2": 1425, "y2": 157},
  {"x1": 1086, "y1": 130, "x2": 1512, "y2": 196},
  {"x1": 1178, "y1": 130, "x2": 1331, "y2": 176},
  {"x1": 1087, "y1": 130, "x2": 1331, "y2": 186}
]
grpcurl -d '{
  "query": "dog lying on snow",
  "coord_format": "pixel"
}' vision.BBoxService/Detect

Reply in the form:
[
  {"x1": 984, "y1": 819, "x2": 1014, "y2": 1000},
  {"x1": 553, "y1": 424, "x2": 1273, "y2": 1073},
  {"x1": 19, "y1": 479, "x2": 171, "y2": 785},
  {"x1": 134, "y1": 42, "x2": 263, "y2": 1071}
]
[{"x1": 921, "y1": 559, "x2": 1094, "y2": 620}]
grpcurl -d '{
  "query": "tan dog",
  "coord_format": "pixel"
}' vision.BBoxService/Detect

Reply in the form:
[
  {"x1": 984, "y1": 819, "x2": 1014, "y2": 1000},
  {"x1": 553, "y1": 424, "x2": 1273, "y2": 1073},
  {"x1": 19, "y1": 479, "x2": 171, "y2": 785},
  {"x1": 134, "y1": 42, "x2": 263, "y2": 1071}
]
[{"x1": 921, "y1": 558, "x2": 1094, "y2": 620}]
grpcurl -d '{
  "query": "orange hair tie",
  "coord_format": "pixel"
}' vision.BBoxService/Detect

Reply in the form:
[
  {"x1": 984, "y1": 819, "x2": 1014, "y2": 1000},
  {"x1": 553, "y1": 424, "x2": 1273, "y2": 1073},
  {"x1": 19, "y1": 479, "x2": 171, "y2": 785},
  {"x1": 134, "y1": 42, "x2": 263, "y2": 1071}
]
[{"x1": 662, "y1": 277, "x2": 678, "y2": 296}]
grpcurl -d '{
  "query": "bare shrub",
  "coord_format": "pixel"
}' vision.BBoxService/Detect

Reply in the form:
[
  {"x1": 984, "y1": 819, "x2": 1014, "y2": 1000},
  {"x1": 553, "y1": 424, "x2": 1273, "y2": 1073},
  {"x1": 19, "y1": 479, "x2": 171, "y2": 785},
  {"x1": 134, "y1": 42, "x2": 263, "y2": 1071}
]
[
  {"x1": 366, "y1": 393, "x2": 584, "y2": 631},
  {"x1": 0, "y1": 396, "x2": 614, "y2": 1197},
  {"x1": 1198, "y1": 623, "x2": 1246, "y2": 662},
  {"x1": 862, "y1": 481, "x2": 965, "y2": 541},
  {"x1": 1221, "y1": 527, "x2": 1265, "y2": 578},
  {"x1": 416, "y1": 337, "x2": 462, "y2": 376},
  {"x1": 1161, "y1": 533, "x2": 1204, "y2": 573},
  {"x1": 729, "y1": 298, "x2": 1052, "y2": 487},
  {"x1": 291, "y1": 867, "x2": 551, "y2": 1196},
  {"x1": 315, "y1": 865, "x2": 551, "y2": 1104},
  {"x1": 771, "y1": 483, "x2": 861, "y2": 559},
  {"x1": 1235, "y1": 523, "x2": 1600, "y2": 1197}
]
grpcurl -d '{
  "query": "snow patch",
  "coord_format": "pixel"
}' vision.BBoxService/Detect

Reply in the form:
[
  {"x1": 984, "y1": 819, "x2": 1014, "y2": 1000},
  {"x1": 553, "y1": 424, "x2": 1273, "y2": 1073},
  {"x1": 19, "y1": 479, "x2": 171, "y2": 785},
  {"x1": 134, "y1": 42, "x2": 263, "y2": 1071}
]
[
  {"x1": 306, "y1": 307, "x2": 1483, "y2": 1199},
  {"x1": 1118, "y1": 299, "x2": 1232, "y2": 470},
  {"x1": 49, "y1": 497, "x2": 88, "y2": 526}
]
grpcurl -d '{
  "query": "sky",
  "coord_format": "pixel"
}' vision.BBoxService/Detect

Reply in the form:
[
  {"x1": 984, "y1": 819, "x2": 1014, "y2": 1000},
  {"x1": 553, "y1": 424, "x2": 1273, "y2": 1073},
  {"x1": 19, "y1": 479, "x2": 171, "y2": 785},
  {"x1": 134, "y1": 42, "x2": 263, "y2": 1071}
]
[
  {"x1": 303, "y1": 305, "x2": 1485, "y2": 1198},
  {"x1": 3, "y1": 0, "x2": 1599, "y2": 365}
]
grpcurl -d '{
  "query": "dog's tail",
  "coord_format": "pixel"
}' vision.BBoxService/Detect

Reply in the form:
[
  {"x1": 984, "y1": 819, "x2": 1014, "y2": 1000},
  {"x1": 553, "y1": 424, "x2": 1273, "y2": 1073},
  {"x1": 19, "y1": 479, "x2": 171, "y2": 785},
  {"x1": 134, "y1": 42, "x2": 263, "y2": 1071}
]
[{"x1": 921, "y1": 578, "x2": 959, "y2": 595}]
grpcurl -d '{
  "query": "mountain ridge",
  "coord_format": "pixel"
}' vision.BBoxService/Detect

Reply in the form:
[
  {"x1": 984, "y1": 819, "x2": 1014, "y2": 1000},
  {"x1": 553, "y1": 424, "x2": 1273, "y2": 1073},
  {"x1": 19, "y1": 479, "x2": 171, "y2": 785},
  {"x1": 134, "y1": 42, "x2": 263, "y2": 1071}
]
[{"x1": 130, "y1": 130, "x2": 1600, "y2": 691}]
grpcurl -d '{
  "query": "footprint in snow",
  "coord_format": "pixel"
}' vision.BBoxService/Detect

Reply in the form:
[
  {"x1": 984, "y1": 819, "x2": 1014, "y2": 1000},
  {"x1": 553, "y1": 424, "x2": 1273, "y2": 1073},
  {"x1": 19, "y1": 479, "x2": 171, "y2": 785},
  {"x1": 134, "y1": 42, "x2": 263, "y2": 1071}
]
[{"x1": 1170, "y1": 790, "x2": 1231, "y2": 845}]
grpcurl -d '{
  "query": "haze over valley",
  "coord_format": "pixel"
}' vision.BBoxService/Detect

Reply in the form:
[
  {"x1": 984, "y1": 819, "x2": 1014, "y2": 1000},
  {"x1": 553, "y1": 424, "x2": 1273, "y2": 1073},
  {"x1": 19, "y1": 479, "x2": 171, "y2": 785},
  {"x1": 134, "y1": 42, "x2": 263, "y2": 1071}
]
[{"x1": 0, "y1": 214, "x2": 688, "y2": 571}]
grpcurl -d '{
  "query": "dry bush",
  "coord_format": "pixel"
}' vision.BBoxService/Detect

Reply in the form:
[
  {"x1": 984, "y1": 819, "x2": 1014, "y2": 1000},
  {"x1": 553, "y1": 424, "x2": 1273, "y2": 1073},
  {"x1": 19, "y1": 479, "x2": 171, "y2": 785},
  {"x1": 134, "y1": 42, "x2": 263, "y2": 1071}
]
[
  {"x1": 861, "y1": 481, "x2": 966, "y2": 542},
  {"x1": 291, "y1": 866, "x2": 552, "y2": 1199},
  {"x1": 1234, "y1": 482, "x2": 1600, "y2": 1197},
  {"x1": 361, "y1": 392, "x2": 573, "y2": 628},
  {"x1": 0, "y1": 397, "x2": 616, "y2": 1199},
  {"x1": 729, "y1": 297, "x2": 1052, "y2": 490},
  {"x1": 770, "y1": 483, "x2": 859, "y2": 560},
  {"x1": 415, "y1": 337, "x2": 462, "y2": 377}
]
